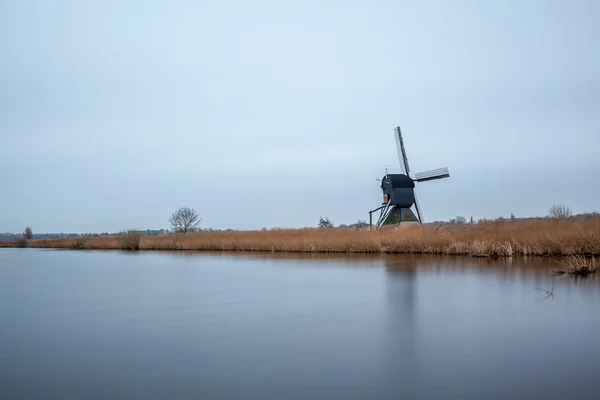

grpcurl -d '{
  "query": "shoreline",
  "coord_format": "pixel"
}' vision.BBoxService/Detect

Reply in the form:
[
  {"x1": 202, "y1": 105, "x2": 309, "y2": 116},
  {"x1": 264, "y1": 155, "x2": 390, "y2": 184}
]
[{"x1": 2, "y1": 218, "x2": 599, "y2": 258}]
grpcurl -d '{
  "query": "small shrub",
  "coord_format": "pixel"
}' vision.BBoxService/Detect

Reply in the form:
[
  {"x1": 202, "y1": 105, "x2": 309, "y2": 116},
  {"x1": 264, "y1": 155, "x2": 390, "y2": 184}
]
[
  {"x1": 318, "y1": 217, "x2": 334, "y2": 228},
  {"x1": 549, "y1": 204, "x2": 572, "y2": 219},
  {"x1": 71, "y1": 237, "x2": 88, "y2": 250},
  {"x1": 15, "y1": 238, "x2": 28, "y2": 248},
  {"x1": 117, "y1": 230, "x2": 142, "y2": 251},
  {"x1": 351, "y1": 220, "x2": 369, "y2": 229}
]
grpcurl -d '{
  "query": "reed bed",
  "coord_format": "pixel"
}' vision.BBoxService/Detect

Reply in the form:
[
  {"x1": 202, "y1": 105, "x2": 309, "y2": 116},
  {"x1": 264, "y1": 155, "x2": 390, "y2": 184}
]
[
  {"x1": 553, "y1": 255, "x2": 597, "y2": 276},
  {"x1": 2, "y1": 218, "x2": 599, "y2": 257}
]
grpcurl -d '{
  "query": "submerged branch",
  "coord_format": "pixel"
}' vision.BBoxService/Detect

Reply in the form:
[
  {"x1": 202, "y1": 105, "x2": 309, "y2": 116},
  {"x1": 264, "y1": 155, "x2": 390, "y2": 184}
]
[{"x1": 536, "y1": 286, "x2": 554, "y2": 297}]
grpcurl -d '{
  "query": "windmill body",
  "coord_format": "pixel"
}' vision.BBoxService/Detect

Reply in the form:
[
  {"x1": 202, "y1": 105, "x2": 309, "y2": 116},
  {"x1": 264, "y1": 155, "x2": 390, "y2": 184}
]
[
  {"x1": 370, "y1": 127, "x2": 450, "y2": 227},
  {"x1": 381, "y1": 174, "x2": 415, "y2": 208}
]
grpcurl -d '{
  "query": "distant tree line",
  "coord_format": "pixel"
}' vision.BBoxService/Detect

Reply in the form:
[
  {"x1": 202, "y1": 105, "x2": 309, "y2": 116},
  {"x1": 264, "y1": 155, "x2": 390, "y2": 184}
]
[
  {"x1": 432, "y1": 205, "x2": 593, "y2": 225},
  {"x1": 0, "y1": 229, "x2": 171, "y2": 242}
]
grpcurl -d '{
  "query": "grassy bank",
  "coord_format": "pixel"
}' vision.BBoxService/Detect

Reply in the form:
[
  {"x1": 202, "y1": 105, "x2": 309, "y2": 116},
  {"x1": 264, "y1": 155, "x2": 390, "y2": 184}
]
[{"x1": 2, "y1": 218, "x2": 599, "y2": 257}]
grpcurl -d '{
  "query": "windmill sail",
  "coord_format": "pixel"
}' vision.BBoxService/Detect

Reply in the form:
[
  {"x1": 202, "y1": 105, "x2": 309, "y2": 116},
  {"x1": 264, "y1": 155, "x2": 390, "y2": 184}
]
[
  {"x1": 394, "y1": 127, "x2": 410, "y2": 176},
  {"x1": 414, "y1": 167, "x2": 450, "y2": 182}
]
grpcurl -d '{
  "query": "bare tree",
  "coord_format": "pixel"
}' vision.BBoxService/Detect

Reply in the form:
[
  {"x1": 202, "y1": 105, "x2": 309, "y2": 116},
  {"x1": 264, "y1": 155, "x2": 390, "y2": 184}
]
[
  {"x1": 318, "y1": 217, "x2": 334, "y2": 228},
  {"x1": 169, "y1": 207, "x2": 202, "y2": 233},
  {"x1": 548, "y1": 204, "x2": 572, "y2": 219},
  {"x1": 23, "y1": 226, "x2": 33, "y2": 240}
]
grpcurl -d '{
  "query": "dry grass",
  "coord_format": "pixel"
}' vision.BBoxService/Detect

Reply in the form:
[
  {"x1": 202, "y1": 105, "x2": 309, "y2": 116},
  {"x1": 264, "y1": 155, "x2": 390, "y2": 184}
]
[
  {"x1": 554, "y1": 255, "x2": 597, "y2": 276},
  {"x1": 2, "y1": 218, "x2": 599, "y2": 257}
]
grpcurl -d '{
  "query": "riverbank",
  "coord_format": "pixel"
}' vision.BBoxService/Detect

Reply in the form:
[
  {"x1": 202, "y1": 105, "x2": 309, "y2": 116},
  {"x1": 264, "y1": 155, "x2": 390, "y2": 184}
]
[{"x1": 2, "y1": 218, "x2": 599, "y2": 257}]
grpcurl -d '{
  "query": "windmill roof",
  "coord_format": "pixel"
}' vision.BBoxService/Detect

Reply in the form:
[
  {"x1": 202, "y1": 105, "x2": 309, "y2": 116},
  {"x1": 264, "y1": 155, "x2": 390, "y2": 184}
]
[{"x1": 382, "y1": 174, "x2": 415, "y2": 188}]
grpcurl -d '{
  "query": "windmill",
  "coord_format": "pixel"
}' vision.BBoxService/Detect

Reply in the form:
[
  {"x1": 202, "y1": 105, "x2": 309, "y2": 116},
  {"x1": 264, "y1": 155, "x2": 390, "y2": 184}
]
[{"x1": 369, "y1": 126, "x2": 450, "y2": 228}]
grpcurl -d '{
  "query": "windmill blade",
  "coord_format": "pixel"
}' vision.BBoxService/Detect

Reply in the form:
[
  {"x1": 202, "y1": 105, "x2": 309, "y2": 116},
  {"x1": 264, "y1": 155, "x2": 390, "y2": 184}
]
[
  {"x1": 414, "y1": 167, "x2": 450, "y2": 182},
  {"x1": 394, "y1": 126, "x2": 410, "y2": 176},
  {"x1": 413, "y1": 191, "x2": 424, "y2": 223}
]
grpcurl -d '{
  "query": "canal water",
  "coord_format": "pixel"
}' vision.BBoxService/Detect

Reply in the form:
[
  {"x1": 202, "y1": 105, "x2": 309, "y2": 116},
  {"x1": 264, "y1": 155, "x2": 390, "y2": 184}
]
[{"x1": 1, "y1": 249, "x2": 599, "y2": 399}]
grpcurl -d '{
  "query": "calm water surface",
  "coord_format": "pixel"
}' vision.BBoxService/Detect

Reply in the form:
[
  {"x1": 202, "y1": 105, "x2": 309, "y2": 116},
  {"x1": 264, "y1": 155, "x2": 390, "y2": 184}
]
[{"x1": 1, "y1": 249, "x2": 599, "y2": 399}]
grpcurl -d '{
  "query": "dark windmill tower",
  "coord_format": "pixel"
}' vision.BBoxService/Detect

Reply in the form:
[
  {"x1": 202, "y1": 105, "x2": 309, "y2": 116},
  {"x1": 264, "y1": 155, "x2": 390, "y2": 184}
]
[{"x1": 369, "y1": 126, "x2": 450, "y2": 227}]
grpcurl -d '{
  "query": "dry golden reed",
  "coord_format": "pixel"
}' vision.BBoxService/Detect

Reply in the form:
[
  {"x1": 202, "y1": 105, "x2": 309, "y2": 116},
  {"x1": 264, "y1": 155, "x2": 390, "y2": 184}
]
[
  {"x1": 554, "y1": 255, "x2": 597, "y2": 276},
  {"x1": 3, "y1": 218, "x2": 599, "y2": 257}
]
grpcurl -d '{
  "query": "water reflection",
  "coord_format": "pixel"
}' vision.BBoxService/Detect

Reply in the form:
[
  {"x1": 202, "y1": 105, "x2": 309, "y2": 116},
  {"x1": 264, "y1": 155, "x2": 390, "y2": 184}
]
[
  {"x1": 1, "y1": 249, "x2": 599, "y2": 399},
  {"x1": 159, "y1": 250, "x2": 600, "y2": 303},
  {"x1": 378, "y1": 254, "x2": 600, "y2": 398},
  {"x1": 382, "y1": 256, "x2": 419, "y2": 396}
]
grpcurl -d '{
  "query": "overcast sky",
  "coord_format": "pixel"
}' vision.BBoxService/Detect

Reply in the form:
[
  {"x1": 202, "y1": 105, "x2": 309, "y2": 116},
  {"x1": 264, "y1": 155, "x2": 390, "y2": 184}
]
[{"x1": 1, "y1": 0, "x2": 599, "y2": 233}]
